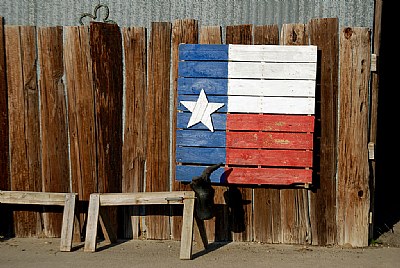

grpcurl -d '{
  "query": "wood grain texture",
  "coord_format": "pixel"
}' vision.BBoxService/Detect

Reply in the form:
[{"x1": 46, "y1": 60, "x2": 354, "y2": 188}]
[
  {"x1": 145, "y1": 22, "x2": 172, "y2": 240},
  {"x1": 5, "y1": 26, "x2": 42, "y2": 237},
  {"x1": 38, "y1": 26, "x2": 70, "y2": 237},
  {"x1": 121, "y1": 26, "x2": 147, "y2": 239},
  {"x1": 308, "y1": 18, "x2": 339, "y2": 246},
  {"x1": 279, "y1": 23, "x2": 311, "y2": 245},
  {"x1": 337, "y1": 27, "x2": 371, "y2": 247},
  {"x1": 64, "y1": 26, "x2": 97, "y2": 239},
  {"x1": 170, "y1": 19, "x2": 198, "y2": 241},
  {"x1": 90, "y1": 21, "x2": 123, "y2": 237},
  {"x1": 64, "y1": 26, "x2": 97, "y2": 202}
]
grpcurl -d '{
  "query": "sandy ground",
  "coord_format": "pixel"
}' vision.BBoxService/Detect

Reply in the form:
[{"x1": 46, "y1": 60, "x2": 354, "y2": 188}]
[{"x1": 1, "y1": 231, "x2": 399, "y2": 268}]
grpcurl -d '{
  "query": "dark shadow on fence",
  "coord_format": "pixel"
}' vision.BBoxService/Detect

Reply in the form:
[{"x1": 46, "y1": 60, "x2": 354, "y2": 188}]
[{"x1": 373, "y1": 0, "x2": 400, "y2": 238}]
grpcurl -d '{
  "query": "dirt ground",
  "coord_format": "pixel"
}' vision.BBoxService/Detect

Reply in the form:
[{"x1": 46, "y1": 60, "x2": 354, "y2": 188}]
[{"x1": 1, "y1": 223, "x2": 399, "y2": 268}]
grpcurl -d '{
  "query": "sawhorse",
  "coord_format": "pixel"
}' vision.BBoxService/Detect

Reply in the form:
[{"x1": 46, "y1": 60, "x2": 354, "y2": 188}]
[
  {"x1": 83, "y1": 191, "x2": 207, "y2": 260},
  {"x1": 0, "y1": 190, "x2": 77, "y2": 251}
]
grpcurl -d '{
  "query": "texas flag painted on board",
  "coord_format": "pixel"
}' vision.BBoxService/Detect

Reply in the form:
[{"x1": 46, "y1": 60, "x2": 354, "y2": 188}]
[{"x1": 175, "y1": 44, "x2": 317, "y2": 185}]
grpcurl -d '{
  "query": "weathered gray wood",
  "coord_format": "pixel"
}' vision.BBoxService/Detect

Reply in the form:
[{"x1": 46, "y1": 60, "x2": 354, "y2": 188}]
[
  {"x1": 84, "y1": 191, "x2": 196, "y2": 260},
  {"x1": 84, "y1": 193, "x2": 101, "y2": 252},
  {"x1": 0, "y1": 191, "x2": 77, "y2": 251},
  {"x1": 337, "y1": 27, "x2": 371, "y2": 247},
  {"x1": 180, "y1": 192, "x2": 195, "y2": 260},
  {"x1": 60, "y1": 193, "x2": 77, "y2": 251}
]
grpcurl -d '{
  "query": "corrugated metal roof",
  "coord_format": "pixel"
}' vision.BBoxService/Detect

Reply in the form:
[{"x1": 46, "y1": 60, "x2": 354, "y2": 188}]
[{"x1": 1, "y1": 0, "x2": 375, "y2": 30}]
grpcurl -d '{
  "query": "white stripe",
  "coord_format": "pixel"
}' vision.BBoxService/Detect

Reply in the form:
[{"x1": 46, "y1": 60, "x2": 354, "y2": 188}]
[
  {"x1": 228, "y1": 44, "x2": 317, "y2": 62},
  {"x1": 228, "y1": 62, "x2": 317, "y2": 79},
  {"x1": 228, "y1": 79, "x2": 315, "y2": 97},
  {"x1": 228, "y1": 96, "x2": 315, "y2": 114}
]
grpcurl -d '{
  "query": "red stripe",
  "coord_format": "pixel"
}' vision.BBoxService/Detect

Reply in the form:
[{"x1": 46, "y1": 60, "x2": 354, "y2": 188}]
[
  {"x1": 226, "y1": 131, "x2": 313, "y2": 150},
  {"x1": 226, "y1": 114, "x2": 315, "y2": 132},
  {"x1": 226, "y1": 148, "x2": 313, "y2": 167},
  {"x1": 224, "y1": 167, "x2": 312, "y2": 185}
]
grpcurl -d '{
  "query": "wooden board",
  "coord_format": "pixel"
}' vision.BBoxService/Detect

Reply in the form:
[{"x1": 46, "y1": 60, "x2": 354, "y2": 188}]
[
  {"x1": 5, "y1": 26, "x2": 42, "y2": 237},
  {"x1": 308, "y1": 17, "x2": 339, "y2": 246},
  {"x1": 170, "y1": 19, "x2": 199, "y2": 242},
  {"x1": 121, "y1": 26, "x2": 147, "y2": 239},
  {"x1": 337, "y1": 27, "x2": 371, "y2": 247},
  {"x1": 89, "y1": 21, "x2": 123, "y2": 237},
  {"x1": 38, "y1": 26, "x2": 70, "y2": 237},
  {"x1": 145, "y1": 22, "x2": 172, "y2": 240}
]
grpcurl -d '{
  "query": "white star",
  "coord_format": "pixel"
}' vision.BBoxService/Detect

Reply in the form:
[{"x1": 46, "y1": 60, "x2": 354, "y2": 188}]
[{"x1": 180, "y1": 89, "x2": 224, "y2": 132}]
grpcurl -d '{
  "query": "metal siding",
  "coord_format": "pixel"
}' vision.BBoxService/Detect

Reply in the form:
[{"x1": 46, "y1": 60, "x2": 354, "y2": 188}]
[{"x1": 1, "y1": 0, "x2": 374, "y2": 29}]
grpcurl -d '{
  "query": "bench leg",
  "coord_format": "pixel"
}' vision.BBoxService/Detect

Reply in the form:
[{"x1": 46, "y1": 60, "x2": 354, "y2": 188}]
[
  {"x1": 84, "y1": 194, "x2": 100, "y2": 252},
  {"x1": 180, "y1": 197, "x2": 195, "y2": 260},
  {"x1": 60, "y1": 193, "x2": 76, "y2": 252}
]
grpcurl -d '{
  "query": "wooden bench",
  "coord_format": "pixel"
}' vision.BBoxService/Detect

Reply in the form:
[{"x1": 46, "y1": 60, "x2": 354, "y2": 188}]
[
  {"x1": 83, "y1": 191, "x2": 204, "y2": 260},
  {"x1": 0, "y1": 190, "x2": 77, "y2": 251}
]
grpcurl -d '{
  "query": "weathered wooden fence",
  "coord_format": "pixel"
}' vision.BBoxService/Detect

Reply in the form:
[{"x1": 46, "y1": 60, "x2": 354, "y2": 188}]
[{"x1": 0, "y1": 16, "x2": 372, "y2": 247}]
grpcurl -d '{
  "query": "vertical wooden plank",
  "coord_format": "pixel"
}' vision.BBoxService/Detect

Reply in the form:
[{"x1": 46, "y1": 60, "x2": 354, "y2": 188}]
[
  {"x1": 171, "y1": 19, "x2": 198, "y2": 241},
  {"x1": 308, "y1": 18, "x2": 339, "y2": 246},
  {"x1": 225, "y1": 24, "x2": 253, "y2": 242},
  {"x1": 0, "y1": 16, "x2": 12, "y2": 236},
  {"x1": 145, "y1": 22, "x2": 171, "y2": 239},
  {"x1": 121, "y1": 26, "x2": 147, "y2": 239},
  {"x1": 337, "y1": 27, "x2": 371, "y2": 247},
  {"x1": 252, "y1": 24, "x2": 281, "y2": 244},
  {"x1": 38, "y1": 26, "x2": 70, "y2": 237},
  {"x1": 199, "y1": 25, "x2": 231, "y2": 243},
  {"x1": 90, "y1": 21, "x2": 123, "y2": 236},
  {"x1": 5, "y1": 26, "x2": 42, "y2": 237},
  {"x1": 64, "y1": 26, "x2": 97, "y2": 238},
  {"x1": 279, "y1": 23, "x2": 311, "y2": 244}
]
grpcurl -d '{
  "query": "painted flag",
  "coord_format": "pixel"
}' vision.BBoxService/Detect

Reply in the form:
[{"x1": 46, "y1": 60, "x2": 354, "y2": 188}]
[{"x1": 176, "y1": 44, "x2": 317, "y2": 185}]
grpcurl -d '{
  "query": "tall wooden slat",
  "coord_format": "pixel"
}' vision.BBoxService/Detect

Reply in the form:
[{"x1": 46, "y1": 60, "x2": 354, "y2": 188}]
[
  {"x1": 0, "y1": 17, "x2": 12, "y2": 236},
  {"x1": 199, "y1": 26, "x2": 230, "y2": 242},
  {"x1": 38, "y1": 26, "x2": 70, "y2": 237},
  {"x1": 121, "y1": 26, "x2": 147, "y2": 239},
  {"x1": 90, "y1": 21, "x2": 123, "y2": 236},
  {"x1": 171, "y1": 19, "x2": 198, "y2": 241},
  {"x1": 279, "y1": 23, "x2": 311, "y2": 244},
  {"x1": 252, "y1": 24, "x2": 281, "y2": 243},
  {"x1": 145, "y1": 22, "x2": 171, "y2": 239},
  {"x1": 337, "y1": 27, "x2": 371, "y2": 247},
  {"x1": 5, "y1": 26, "x2": 42, "y2": 237},
  {"x1": 225, "y1": 24, "x2": 253, "y2": 242},
  {"x1": 308, "y1": 18, "x2": 339, "y2": 246},
  {"x1": 64, "y1": 26, "x2": 97, "y2": 238}
]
